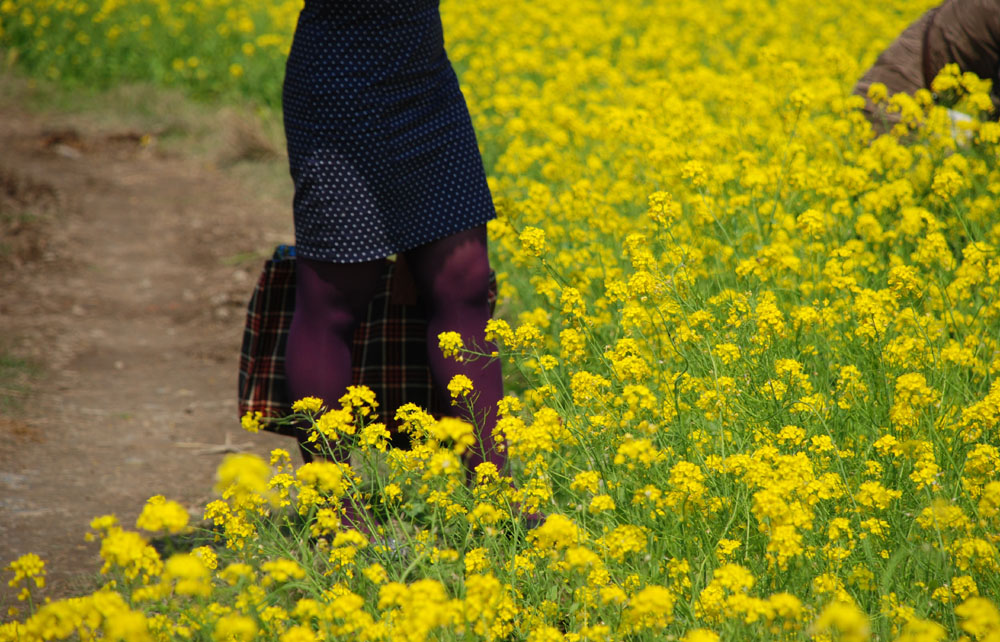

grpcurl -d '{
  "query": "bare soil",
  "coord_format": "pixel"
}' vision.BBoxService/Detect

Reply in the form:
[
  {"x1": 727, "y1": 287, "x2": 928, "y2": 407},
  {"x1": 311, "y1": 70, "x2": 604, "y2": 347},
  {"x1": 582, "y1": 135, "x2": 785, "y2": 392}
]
[{"x1": 0, "y1": 95, "x2": 303, "y2": 613}]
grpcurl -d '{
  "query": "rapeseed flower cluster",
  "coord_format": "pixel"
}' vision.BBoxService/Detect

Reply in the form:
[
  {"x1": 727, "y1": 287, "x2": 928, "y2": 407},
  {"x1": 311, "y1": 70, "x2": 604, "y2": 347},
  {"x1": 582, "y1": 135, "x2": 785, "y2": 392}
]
[
  {"x1": 0, "y1": 0, "x2": 299, "y2": 104},
  {"x1": 5, "y1": 0, "x2": 1000, "y2": 640}
]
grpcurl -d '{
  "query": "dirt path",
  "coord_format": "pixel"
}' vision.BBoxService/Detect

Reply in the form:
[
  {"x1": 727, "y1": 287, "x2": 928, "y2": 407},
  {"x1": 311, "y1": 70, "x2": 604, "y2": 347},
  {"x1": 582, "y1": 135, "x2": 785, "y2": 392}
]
[{"x1": 0, "y1": 102, "x2": 300, "y2": 612}]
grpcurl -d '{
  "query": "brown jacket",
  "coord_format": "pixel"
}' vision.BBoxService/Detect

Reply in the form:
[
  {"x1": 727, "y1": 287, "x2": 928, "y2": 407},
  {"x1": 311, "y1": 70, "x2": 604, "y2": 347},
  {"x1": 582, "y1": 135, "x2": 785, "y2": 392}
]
[{"x1": 854, "y1": 0, "x2": 1000, "y2": 127}]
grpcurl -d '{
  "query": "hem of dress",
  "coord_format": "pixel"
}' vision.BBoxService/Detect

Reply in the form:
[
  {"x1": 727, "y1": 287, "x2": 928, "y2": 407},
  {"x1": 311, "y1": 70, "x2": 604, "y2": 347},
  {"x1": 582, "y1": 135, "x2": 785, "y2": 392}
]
[{"x1": 293, "y1": 213, "x2": 496, "y2": 264}]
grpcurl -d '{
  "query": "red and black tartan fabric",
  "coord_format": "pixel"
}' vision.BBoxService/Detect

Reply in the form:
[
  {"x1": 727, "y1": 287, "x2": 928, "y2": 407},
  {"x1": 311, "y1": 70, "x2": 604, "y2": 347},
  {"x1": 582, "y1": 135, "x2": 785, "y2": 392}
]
[{"x1": 238, "y1": 245, "x2": 497, "y2": 441}]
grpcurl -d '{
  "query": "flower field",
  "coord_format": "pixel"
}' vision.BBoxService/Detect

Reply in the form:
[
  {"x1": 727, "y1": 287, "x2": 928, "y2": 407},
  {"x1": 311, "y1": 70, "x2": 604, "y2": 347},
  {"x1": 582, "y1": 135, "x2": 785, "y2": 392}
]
[{"x1": 4, "y1": 0, "x2": 1000, "y2": 640}]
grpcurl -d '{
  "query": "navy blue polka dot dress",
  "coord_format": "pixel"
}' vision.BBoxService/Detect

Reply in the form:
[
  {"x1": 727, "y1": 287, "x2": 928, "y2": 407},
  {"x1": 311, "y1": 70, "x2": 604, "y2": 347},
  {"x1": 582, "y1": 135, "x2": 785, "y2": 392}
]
[{"x1": 282, "y1": 0, "x2": 496, "y2": 263}]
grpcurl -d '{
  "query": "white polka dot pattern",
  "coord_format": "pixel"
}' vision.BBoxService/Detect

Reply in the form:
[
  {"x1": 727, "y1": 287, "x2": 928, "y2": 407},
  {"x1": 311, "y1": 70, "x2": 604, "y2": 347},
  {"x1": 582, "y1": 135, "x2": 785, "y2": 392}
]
[{"x1": 282, "y1": 0, "x2": 496, "y2": 263}]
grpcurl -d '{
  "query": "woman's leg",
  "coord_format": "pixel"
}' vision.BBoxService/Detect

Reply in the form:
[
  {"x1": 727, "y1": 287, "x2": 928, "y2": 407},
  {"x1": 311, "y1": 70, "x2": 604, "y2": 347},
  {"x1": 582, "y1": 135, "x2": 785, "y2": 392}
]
[
  {"x1": 403, "y1": 225, "x2": 506, "y2": 476},
  {"x1": 285, "y1": 256, "x2": 384, "y2": 534},
  {"x1": 285, "y1": 256, "x2": 384, "y2": 463}
]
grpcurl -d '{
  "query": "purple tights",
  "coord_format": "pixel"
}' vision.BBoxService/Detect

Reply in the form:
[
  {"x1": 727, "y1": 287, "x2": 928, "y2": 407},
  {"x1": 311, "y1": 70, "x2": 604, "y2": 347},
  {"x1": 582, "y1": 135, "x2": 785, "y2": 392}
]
[{"x1": 285, "y1": 225, "x2": 505, "y2": 475}]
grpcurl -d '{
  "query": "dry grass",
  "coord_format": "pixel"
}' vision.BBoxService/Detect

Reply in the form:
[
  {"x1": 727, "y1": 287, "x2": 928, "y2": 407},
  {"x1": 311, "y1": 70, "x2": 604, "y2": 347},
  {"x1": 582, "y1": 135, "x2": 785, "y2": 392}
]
[
  {"x1": 0, "y1": 167, "x2": 58, "y2": 268},
  {"x1": 0, "y1": 59, "x2": 294, "y2": 214},
  {"x1": 218, "y1": 107, "x2": 285, "y2": 165}
]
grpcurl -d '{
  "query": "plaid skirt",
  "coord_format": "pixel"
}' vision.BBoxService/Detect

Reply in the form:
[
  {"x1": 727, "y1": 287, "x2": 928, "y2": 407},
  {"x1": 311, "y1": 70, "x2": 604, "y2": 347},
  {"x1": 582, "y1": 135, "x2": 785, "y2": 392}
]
[{"x1": 237, "y1": 245, "x2": 496, "y2": 440}]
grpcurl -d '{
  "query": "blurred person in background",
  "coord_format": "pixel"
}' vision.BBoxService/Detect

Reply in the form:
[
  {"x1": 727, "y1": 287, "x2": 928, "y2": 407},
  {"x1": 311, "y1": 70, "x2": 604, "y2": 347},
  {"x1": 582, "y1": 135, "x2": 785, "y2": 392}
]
[{"x1": 853, "y1": 0, "x2": 999, "y2": 133}]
